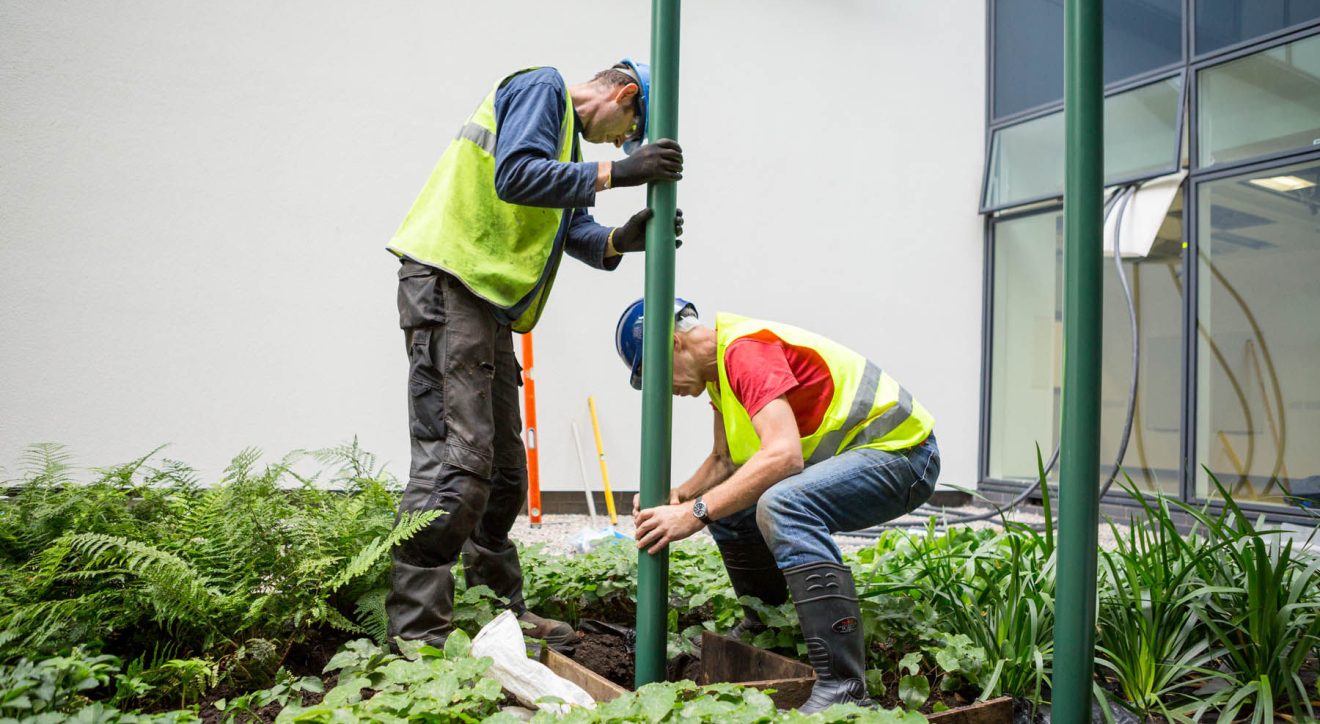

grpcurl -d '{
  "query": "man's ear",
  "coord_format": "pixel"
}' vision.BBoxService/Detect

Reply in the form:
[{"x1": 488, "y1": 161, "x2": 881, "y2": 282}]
[{"x1": 614, "y1": 82, "x2": 639, "y2": 106}]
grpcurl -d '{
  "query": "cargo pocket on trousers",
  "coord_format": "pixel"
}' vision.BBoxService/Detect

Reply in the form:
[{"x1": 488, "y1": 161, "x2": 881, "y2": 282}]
[
  {"x1": 409, "y1": 368, "x2": 446, "y2": 441},
  {"x1": 407, "y1": 327, "x2": 446, "y2": 442}
]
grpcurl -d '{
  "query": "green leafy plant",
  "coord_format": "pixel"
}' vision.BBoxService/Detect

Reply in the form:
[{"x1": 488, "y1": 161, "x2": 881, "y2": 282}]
[
  {"x1": 276, "y1": 634, "x2": 505, "y2": 722},
  {"x1": 214, "y1": 669, "x2": 323, "y2": 723},
  {"x1": 0, "y1": 648, "x2": 120, "y2": 718}
]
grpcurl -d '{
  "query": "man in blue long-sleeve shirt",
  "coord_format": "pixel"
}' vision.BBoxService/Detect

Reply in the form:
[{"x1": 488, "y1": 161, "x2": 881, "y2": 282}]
[{"x1": 386, "y1": 60, "x2": 683, "y2": 652}]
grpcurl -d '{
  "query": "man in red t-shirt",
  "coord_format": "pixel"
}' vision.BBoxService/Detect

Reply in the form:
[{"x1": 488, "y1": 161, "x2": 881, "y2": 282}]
[{"x1": 620, "y1": 299, "x2": 939, "y2": 713}]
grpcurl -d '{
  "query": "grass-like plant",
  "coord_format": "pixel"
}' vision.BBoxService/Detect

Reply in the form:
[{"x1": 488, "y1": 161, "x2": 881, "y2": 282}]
[
  {"x1": 1178, "y1": 476, "x2": 1320, "y2": 723},
  {"x1": 1094, "y1": 480, "x2": 1226, "y2": 722}
]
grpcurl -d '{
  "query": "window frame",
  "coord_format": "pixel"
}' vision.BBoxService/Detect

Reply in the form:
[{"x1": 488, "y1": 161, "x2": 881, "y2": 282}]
[
  {"x1": 981, "y1": 71, "x2": 1188, "y2": 213},
  {"x1": 1190, "y1": 1, "x2": 1320, "y2": 62}
]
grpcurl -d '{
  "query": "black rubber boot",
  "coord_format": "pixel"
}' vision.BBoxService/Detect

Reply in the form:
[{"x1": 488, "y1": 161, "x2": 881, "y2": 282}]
[
  {"x1": 463, "y1": 539, "x2": 575, "y2": 653},
  {"x1": 385, "y1": 558, "x2": 455, "y2": 651},
  {"x1": 785, "y1": 561, "x2": 874, "y2": 713},
  {"x1": 715, "y1": 538, "x2": 788, "y2": 639}
]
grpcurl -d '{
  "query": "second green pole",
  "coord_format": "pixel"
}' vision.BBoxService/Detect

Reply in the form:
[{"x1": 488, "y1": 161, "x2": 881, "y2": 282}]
[
  {"x1": 1051, "y1": 0, "x2": 1103, "y2": 721},
  {"x1": 636, "y1": 0, "x2": 681, "y2": 689}
]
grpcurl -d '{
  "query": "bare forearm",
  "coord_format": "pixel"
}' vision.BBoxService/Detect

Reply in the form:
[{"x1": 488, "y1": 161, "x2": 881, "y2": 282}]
[
  {"x1": 595, "y1": 161, "x2": 613, "y2": 192},
  {"x1": 701, "y1": 448, "x2": 802, "y2": 520},
  {"x1": 674, "y1": 453, "x2": 734, "y2": 503}
]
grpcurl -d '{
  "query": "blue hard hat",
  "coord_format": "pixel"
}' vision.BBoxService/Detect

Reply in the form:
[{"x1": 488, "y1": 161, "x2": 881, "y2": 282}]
[
  {"x1": 617, "y1": 58, "x2": 650, "y2": 155},
  {"x1": 615, "y1": 297, "x2": 698, "y2": 390}
]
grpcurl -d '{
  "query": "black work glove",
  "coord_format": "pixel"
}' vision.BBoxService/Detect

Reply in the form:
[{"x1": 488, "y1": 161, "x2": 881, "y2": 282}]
[
  {"x1": 611, "y1": 139, "x2": 683, "y2": 187},
  {"x1": 612, "y1": 208, "x2": 684, "y2": 254}
]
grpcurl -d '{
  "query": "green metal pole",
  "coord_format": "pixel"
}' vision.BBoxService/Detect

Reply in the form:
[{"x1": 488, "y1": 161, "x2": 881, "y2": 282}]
[
  {"x1": 1052, "y1": 0, "x2": 1103, "y2": 721},
  {"x1": 635, "y1": 0, "x2": 680, "y2": 689}
]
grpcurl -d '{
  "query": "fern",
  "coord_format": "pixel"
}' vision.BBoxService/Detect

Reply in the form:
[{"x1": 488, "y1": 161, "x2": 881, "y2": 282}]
[
  {"x1": 16, "y1": 443, "x2": 74, "y2": 486},
  {"x1": 0, "y1": 441, "x2": 433, "y2": 702},
  {"x1": 353, "y1": 589, "x2": 390, "y2": 646},
  {"x1": 326, "y1": 510, "x2": 441, "y2": 593},
  {"x1": 62, "y1": 534, "x2": 224, "y2": 629}
]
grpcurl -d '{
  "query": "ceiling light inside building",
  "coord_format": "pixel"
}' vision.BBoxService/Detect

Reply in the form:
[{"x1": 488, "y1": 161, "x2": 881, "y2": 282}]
[{"x1": 1249, "y1": 175, "x2": 1316, "y2": 192}]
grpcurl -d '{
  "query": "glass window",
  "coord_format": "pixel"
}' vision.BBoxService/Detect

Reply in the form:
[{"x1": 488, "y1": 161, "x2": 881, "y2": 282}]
[
  {"x1": 1196, "y1": 0, "x2": 1320, "y2": 55},
  {"x1": 989, "y1": 211, "x2": 1064, "y2": 481},
  {"x1": 984, "y1": 112, "x2": 1065, "y2": 209},
  {"x1": 994, "y1": 0, "x2": 1064, "y2": 119},
  {"x1": 993, "y1": 0, "x2": 1182, "y2": 119},
  {"x1": 988, "y1": 202, "x2": 1184, "y2": 493},
  {"x1": 1106, "y1": 0, "x2": 1184, "y2": 82},
  {"x1": 1197, "y1": 34, "x2": 1320, "y2": 168},
  {"x1": 1106, "y1": 76, "x2": 1184, "y2": 180},
  {"x1": 1195, "y1": 158, "x2": 1320, "y2": 510},
  {"x1": 984, "y1": 77, "x2": 1182, "y2": 209}
]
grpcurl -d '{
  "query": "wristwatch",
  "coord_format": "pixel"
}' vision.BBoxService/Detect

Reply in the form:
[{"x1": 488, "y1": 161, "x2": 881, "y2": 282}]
[{"x1": 692, "y1": 496, "x2": 712, "y2": 525}]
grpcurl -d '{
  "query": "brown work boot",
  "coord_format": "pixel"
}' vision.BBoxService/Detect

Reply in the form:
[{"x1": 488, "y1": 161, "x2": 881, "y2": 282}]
[{"x1": 518, "y1": 610, "x2": 576, "y2": 653}]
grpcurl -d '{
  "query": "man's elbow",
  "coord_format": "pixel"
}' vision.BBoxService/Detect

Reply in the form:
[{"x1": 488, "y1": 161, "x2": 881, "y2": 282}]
[
  {"x1": 492, "y1": 169, "x2": 526, "y2": 205},
  {"x1": 769, "y1": 444, "x2": 804, "y2": 477}
]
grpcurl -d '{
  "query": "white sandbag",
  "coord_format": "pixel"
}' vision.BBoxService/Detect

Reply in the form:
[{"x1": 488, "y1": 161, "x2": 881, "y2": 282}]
[{"x1": 471, "y1": 610, "x2": 595, "y2": 714}]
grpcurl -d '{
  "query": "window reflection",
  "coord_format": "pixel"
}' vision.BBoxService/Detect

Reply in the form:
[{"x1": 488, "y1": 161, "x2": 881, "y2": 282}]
[
  {"x1": 988, "y1": 196, "x2": 1185, "y2": 494},
  {"x1": 1198, "y1": 34, "x2": 1320, "y2": 167},
  {"x1": 1196, "y1": 159, "x2": 1320, "y2": 509}
]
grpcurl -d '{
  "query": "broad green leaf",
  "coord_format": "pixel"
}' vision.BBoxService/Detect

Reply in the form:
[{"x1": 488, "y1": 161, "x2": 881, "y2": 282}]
[
  {"x1": 898, "y1": 674, "x2": 930, "y2": 710},
  {"x1": 444, "y1": 629, "x2": 472, "y2": 659}
]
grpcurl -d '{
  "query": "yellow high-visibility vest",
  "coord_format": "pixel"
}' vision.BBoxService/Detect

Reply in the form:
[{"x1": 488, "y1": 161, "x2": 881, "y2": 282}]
[
  {"x1": 387, "y1": 67, "x2": 577, "y2": 333},
  {"x1": 705, "y1": 312, "x2": 935, "y2": 466}
]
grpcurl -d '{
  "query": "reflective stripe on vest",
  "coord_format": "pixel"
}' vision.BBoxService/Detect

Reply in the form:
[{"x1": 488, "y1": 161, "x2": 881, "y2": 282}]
[
  {"x1": 386, "y1": 67, "x2": 577, "y2": 333},
  {"x1": 706, "y1": 312, "x2": 934, "y2": 466}
]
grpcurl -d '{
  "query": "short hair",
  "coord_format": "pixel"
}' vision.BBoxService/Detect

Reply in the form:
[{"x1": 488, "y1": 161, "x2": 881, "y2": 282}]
[
  {"x1": 592, "y1": 66, "x2": 637, "y2": 89},
  {"x1": 675, "y1": 311, "x2": 701, "y2": 334}
]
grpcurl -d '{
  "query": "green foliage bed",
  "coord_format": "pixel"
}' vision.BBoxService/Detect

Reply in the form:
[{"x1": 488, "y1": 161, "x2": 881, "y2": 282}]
[{"x1": 0, "y1": 443, "x2": 1316, "y2": 722}]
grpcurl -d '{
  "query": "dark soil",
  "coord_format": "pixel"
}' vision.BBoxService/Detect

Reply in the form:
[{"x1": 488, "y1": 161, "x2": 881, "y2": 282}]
[
  {"x1": 283, "y1": 627, "x2": 356, "y2": 679},
  {"x1": 567, "y1": 623, "x2": 707, "y2": 690},
  {"x1": 666, "y1": 652, "x2": 703, "y2": 684},
  {"x1": 873, "y1": 687, "x2": 979, "y2": 715},
  {"x1": 570, "y1": 631, "x2": 635, "y2": 689}
]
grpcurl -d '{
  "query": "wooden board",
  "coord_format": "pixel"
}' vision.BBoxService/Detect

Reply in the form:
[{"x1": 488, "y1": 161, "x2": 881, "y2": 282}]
[
  {"x1": 701, "y1": 631, "x2": 814, "y2": 683},
  {"x1": 726, "y1": 676, "x2": 816, "y2": 709},
  {"x1": 701, "y1": 632, "x2": 815, "y2": 709},
  {"x1": 925, "y1": 696, "x2": 1014, "y2": 723},
  {"x1": 702, "y1": 633, "x2": 1012, "y2": 720},
  {"x1": 539, "y1": 647, "x2": 628, "y2": 703}
]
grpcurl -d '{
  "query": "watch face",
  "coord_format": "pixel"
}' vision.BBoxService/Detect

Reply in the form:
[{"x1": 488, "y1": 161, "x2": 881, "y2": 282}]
[{"x1": 693, "y1": 500, "x2": 707, "y2": 519}]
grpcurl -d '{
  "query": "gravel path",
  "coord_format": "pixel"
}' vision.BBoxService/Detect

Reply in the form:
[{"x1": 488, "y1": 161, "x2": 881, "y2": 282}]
[{"x1": 509, "y1": 506, "x2": 1127, "y2": 556}]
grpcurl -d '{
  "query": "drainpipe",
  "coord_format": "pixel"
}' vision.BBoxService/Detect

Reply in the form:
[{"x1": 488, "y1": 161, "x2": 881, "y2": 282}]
[
  {"x1": 635, "y1": 0, "x2": 681, "y2": 689},
  {"x1": 1052, "y1": 0, "x2": 1103, "y2": 721}
]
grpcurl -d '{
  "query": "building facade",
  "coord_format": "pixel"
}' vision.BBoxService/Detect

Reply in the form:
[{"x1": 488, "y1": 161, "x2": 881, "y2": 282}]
[{"x1": 981, "y1": 0, "x2": 1320, "y2": 522}]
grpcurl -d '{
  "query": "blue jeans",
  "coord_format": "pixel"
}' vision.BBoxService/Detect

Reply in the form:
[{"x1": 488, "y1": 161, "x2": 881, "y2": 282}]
[{"x1": 707, "y1": 434, "x2": 940, "y2": 569}]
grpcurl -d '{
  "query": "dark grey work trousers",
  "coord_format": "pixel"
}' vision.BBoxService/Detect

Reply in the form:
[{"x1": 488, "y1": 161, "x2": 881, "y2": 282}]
[{"x1": 386, "y1": 259, "x2": 529, "y2": 646}]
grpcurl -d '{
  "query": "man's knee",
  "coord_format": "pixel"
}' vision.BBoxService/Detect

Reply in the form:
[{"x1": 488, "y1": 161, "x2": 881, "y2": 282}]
[
  {"x1": 755, "y1": 486, "x2": 794, "y2": 545},
  {"x1": 394, "y1": 468, "x2": 490, "y2": 567}
]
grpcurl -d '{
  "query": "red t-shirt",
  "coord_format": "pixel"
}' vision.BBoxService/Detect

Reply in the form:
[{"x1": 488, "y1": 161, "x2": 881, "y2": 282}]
[{"x1": 720, "y1": 330, "x2": 834, "y2": 436}]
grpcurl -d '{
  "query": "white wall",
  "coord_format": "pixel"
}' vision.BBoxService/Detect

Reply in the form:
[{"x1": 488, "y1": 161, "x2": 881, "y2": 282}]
[{"x1": 0, "y1": 1, "x2": 985, "y2": 493}]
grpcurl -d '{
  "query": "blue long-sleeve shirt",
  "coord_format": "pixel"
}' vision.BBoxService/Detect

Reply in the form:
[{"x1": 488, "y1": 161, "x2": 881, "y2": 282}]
[{"x1": 492, "y1": 67, "x2": 619, "y2": 272}]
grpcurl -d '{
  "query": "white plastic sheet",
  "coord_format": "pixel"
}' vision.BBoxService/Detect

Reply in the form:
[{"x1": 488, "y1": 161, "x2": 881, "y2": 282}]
[{"x1": 470, "y1": 610, "x2": 595, "y2": 714}]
